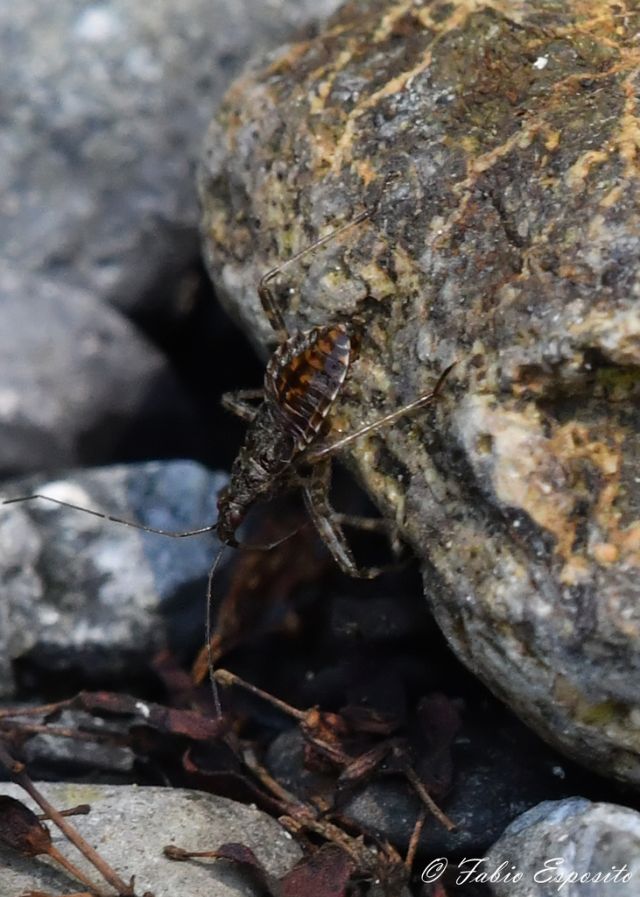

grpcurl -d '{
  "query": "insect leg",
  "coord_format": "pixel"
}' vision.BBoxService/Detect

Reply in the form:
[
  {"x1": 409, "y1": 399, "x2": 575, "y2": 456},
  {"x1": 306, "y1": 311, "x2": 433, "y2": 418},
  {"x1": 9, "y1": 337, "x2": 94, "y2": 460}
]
[
  {"x1": 304, "y1": 362, "x2": 456, "y2": 464},
  {"x1": 257, "y1": 277, "x2": 289, "y2": 343},
  {"x1": 221, "y1": 388, "x2": 264, "y2": 422},
  {"x1": 258, "y1": 209, "x2": 371, "y2": 341},
  {"x1": 302, "y1": 459, "x2": 389, "y2": 579},
  {"x1": 333, "y1": 512, "x2": 396, "y2": 536},
  {"x1": 333, "y1": 512, "x2": 404, "y2": 560}
]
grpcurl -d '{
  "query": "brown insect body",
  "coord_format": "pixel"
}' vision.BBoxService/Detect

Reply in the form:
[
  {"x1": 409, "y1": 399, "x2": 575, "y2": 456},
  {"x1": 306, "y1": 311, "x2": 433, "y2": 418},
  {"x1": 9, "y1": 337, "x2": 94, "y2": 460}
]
[
  {"x1": 216, "y1": 324, "x2": 352, "y2": 545},
  {"x1": 2, "y1": 203, "x2": 454, "y2": 718}
]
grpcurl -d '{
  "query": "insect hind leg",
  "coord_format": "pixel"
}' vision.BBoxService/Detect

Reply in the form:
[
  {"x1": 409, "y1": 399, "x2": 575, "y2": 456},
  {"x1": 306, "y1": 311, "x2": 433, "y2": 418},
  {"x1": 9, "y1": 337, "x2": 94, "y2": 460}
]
[
  {"x1": 302, "y1": 460, "x2": 395, "y2": 579},
  {"x1": 303, "y1": 362, "x2": 456, "y2": 464}
]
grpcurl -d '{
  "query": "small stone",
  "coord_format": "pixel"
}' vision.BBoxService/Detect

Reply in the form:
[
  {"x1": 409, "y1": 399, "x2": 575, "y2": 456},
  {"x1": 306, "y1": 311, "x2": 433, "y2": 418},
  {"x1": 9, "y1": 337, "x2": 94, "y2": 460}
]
[
  {"x1": 0, "y1": 783, "x2": 301, "y2": 897},
  {"x1": 23, "y1": 709, "x2": 136, "y2": 781}
]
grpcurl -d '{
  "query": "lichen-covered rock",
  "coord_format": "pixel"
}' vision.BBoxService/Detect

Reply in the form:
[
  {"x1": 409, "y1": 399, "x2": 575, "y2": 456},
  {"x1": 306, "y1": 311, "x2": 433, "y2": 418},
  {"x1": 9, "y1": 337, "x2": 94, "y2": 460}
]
[
  {"x1": 484, "y1": 798, "x2": 640, "y2": 897},
  {"x1": 199, "y1": 0, "x2": 640, "y2": 784}
]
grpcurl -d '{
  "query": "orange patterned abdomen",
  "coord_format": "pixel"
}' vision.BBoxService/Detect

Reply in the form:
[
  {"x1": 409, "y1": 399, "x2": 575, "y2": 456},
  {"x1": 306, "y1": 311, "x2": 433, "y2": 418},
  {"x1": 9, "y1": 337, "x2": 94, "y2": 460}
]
[{"x1": 265, "y1": 325, "x2": 352, "y2": 449}]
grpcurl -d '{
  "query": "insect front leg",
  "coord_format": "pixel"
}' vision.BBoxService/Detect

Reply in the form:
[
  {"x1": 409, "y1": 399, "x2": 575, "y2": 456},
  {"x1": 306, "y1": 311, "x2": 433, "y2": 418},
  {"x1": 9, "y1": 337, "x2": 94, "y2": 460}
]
[
  {"x1": 221, "y1": 388, "x2": 264, "y2": 422},
  {"x1": 258, "y1": 274, "x2": 289, "y2": 343},
  {"x1": 258, "y1": 209, "x2": 371, "y2": 343},
  {"x1": 302, "y1": 459, "x2": 392, "y2": 579}
]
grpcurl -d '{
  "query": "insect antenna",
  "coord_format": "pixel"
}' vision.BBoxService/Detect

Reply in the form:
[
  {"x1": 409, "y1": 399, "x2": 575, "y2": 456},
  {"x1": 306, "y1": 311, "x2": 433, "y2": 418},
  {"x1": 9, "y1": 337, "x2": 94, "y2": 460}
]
[
  {"x1": 204, "y1": 523, "x2": 304, "y2": 716},
  {"x1": 205, "y1": 543, "x2": 228, "y2": 718},
  {"x1": 1, "y1": 494, "x2": 219, "y2": 538}
]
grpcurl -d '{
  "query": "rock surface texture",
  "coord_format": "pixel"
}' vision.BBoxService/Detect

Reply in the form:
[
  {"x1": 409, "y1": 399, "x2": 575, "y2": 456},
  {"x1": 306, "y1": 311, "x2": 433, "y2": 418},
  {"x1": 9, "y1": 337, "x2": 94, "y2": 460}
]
[
  {"x1": 199, "y1": 0, "x2": 640, "y2": 784},
  {"x1": 0, "y1": 783, "x2": 301, "y2": 897},
  {"x1": 0, "y1": 276, "x2": 194, "y2": 477},
  {"x1": 485, "y1": 798, "x2": 640, "y2": 896},
  {"x1": 0, "y1": 0, "x2": 343, "y2": 475},
  {"x1": 1, "y1": 0, "x2": 342, "y2": 317}
]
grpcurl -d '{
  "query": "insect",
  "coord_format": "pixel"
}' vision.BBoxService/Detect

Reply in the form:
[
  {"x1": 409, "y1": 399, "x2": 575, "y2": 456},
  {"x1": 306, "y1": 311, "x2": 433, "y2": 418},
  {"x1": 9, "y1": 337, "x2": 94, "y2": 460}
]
[{"x1": 3, "y1": 202, "x2": 454, "y2": 716}]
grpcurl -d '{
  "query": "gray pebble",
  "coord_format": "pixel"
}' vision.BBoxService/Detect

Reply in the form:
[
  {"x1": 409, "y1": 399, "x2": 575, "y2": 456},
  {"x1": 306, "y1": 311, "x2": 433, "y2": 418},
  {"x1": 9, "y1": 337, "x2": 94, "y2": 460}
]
[
  {"x1": 1, "y1": 0, "x2": 342, "y2": 318},
  {"x1": 0, "y1": 782, "x2": 301, "y2": 897}
]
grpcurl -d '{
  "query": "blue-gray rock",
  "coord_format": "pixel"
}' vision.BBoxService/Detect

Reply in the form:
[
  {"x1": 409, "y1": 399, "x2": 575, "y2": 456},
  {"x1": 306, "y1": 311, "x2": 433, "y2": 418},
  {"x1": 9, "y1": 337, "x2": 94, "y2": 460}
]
[
  {"x1": 484, "y1": 798, "x2": 640, "y2": 896},
  {"x1": 0, "y1": 460, "x2": 227, "y2": 696},
  {"x1": 1, "y1": 0, "x2": 341, "y2": 319},
  {"x1": 0, "y1": 783, "x2": 301, "y2": 897}
]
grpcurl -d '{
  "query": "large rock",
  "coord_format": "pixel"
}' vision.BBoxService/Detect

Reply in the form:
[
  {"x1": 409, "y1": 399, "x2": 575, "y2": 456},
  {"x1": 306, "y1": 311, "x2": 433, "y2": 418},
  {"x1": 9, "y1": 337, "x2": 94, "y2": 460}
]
[
  {"x1": 0, "y1": 460, "x2": 226, "y2": 696},
  {"x1": 0, "y1": 783, "x2": 301, "y2": 897},
  {"x1": 198, "y1": 0, "x2": 640, "y2": 784},
  {"x1": 484, "y1": 798, "x2": 640, "y2": 897},
  {"x1": 0, "y1": 0, "x2": 341, "y2": 319}
]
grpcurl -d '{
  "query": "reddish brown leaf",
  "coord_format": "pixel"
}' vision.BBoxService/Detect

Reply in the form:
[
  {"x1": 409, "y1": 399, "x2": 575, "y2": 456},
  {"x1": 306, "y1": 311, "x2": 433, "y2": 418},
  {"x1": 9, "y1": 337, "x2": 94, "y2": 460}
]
[
  {"x1": 211, "y1": 842, "x2": 279, "y2": 895},
  {"x1": 336, "y1": 740, "x2": 394, "y2": 793},
  {"x1": 192, "y1": 518, "x2": 326, "y2": 684},
  {"x1": 181, "y1": 746, "x2": 284, "y2": 817},
  {"x1": 0, "y1": 795, "x2": 51, "y2": 857},
  {"x1": 74, "y1": 691, "x2": 227, "y2": 742},
  {"x1": 281, "y1": 845, "x2": 356, "y2": 897}
]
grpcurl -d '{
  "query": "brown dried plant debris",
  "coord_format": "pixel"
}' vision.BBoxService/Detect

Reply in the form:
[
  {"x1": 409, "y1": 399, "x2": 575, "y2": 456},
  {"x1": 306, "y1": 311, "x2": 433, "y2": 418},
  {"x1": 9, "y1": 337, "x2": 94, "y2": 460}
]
[
  {"x1": 192, "y1": 517, "x2": 327, "y2": 685},
  {"x1": 166, "y1": 841, "x2": 358, "y2": 897},
  {"x1": 0, "y1": 743, "x2": 149, "y2": 897}
]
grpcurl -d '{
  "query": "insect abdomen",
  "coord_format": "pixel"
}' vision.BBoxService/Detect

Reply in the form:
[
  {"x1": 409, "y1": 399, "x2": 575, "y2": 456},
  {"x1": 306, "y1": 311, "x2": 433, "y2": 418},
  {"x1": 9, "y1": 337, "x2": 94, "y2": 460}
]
[{"x1": 266, "y1": 325, "x2": 351, "y2": 449}]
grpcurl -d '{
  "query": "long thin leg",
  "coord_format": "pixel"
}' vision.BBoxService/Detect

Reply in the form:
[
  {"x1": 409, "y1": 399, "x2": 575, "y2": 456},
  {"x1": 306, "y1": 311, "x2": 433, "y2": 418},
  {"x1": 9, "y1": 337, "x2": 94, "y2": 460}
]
[
  {"x1": 258, "y1": 209, "x2": 371, "y2": 341},
  {"x1": 302, "y1": 460, "x2": 391, "y2": 579},
  {"x1": 257, "y1": 173, "x2": 403, "y2": 340},
  {"x1": 304, "y1": 362, "x2": 456, "y2": 464},
  {"x1": 221, "y1": 388, "x2": 264, "y2": 422}
]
